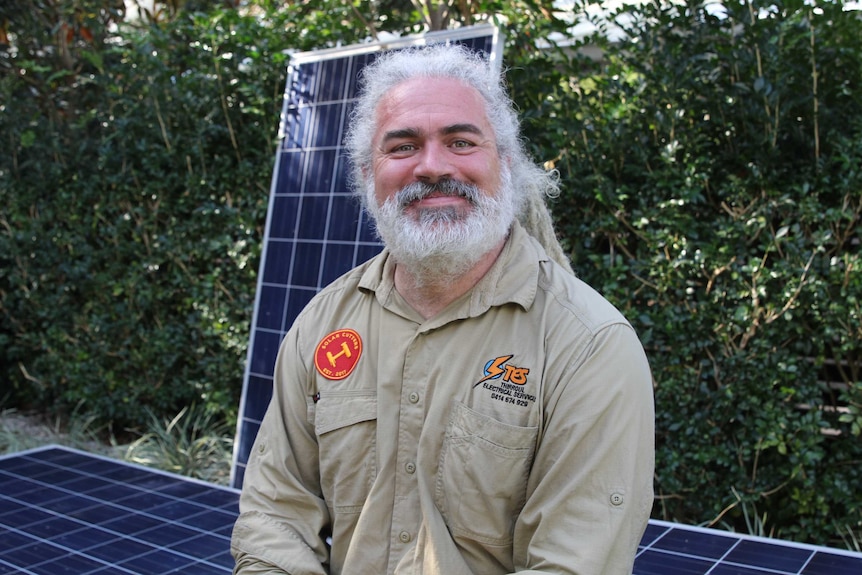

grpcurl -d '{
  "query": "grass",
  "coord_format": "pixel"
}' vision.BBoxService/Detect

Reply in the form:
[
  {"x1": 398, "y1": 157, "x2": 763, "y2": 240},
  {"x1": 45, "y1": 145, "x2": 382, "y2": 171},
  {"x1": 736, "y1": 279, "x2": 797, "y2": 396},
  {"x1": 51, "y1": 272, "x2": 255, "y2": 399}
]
[
  {"x1": 123, "y1": 405, "x2": 233, "y2": 485},
  {"x1": 708, "y1": 486, "x2": 778, "y2": 540},
  {"x1": 0, "y1": 404, "x2": 118, "y2": 457},
  {"x1": 1, "y1": 402, "x2": 233, "y2": 486},
  {"x1": 838, "y1": 523, "x2": 862, "y2": 553}
]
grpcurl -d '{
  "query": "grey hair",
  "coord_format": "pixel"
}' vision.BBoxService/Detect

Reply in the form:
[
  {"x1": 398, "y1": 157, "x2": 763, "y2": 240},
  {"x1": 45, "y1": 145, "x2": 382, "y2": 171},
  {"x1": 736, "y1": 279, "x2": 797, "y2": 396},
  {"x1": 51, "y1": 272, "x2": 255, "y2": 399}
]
[{"x1": 344, "y1": 42, "x2": 573, "y2": 273}]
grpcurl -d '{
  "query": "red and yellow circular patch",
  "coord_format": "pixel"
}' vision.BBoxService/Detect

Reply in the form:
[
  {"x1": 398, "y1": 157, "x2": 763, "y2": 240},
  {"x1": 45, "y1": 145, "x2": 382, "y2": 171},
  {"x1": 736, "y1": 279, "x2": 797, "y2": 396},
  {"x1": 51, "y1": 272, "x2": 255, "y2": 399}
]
[{"x1": 314, "y1": 329, "x2": 363, "y2": 380}]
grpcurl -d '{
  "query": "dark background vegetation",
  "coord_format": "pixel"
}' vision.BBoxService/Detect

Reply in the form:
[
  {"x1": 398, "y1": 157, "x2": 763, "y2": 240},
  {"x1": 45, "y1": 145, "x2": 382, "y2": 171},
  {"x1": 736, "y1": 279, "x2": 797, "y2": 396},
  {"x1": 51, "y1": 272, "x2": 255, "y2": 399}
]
[{"x1": 1, "y1": 0, "x2": 859, "y2": 549}]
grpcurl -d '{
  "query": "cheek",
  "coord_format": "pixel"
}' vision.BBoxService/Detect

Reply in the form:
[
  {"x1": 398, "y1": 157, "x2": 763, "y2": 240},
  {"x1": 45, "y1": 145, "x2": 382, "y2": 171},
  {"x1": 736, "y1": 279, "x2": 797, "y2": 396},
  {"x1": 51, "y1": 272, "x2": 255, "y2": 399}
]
[
  {"x1": 474, "y1": 158, "x2": 503, "y2": 195},
  {"x1": 372, "y1": 161, "x2": 410, "y2": 198}
]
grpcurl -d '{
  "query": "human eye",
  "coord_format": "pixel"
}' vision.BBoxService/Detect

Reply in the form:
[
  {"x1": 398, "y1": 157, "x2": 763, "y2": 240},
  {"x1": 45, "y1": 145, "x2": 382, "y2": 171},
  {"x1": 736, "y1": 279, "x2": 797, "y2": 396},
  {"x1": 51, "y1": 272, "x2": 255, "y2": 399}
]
[
  {"x1": 450, "y1": 139, "x2": 475, "y2": 150},
  {"x1": 388, "y1": 141, "x2": 417, "y2": 155}
]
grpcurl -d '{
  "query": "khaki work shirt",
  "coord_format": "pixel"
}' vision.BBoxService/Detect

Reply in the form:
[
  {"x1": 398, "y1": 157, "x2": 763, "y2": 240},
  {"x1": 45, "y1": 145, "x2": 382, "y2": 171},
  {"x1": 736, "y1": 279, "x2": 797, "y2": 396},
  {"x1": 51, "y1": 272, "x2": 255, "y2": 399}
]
[{"x1": 232, "y1": 223, "x2": 655, "y2": 574}]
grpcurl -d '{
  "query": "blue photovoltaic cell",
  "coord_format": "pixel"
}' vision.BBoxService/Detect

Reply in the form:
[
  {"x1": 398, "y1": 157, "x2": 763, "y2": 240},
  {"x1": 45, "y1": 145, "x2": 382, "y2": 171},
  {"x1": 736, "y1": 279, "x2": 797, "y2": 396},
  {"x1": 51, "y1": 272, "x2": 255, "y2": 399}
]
[
  {"x1": 231, "y1": 25, "x2": 503, "y2": 489},
  {"x1": 2, "y1": 445, "x2": 861, "y2": 574},
  {"x1": 725, "y1": 539, "x2": 812, "y2": 572},
  {"x1": 652, "y1": 526, "x2": 738, "y2": 559}
]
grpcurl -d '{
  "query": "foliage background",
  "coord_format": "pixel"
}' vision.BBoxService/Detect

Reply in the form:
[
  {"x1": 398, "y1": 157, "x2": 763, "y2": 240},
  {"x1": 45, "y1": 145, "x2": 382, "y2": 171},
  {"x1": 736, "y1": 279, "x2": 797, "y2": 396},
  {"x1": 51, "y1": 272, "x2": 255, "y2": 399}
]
[{"x1": 1, "y1": 0, "x2": 859, "y2": 548}]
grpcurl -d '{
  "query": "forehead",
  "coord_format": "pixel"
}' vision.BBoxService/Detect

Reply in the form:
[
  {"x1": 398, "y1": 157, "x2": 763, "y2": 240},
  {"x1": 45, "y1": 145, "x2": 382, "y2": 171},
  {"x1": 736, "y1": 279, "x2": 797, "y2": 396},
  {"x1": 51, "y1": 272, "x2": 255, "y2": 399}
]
[{"x1": 373, "y1": 76, "x2": 492, "y2": 134}]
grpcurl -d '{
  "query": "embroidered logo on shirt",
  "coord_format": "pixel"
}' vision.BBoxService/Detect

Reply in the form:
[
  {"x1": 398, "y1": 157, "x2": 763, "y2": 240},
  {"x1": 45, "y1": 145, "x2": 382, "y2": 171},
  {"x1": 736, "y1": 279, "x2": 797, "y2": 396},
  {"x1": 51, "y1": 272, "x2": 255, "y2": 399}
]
[
  {"x1": 473, "y1": 355, "x2": 535, "y2": 407},
  {"x1": 314, "y1": 329, "x2": 362, "y2": 380}
]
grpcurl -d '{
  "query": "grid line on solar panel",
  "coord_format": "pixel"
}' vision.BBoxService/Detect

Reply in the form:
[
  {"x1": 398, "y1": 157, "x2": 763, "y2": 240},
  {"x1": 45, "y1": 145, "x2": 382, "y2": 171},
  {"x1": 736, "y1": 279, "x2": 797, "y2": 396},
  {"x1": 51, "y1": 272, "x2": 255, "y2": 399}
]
[
  {"x1": 0, "y1": 445, "x2": 238, "y2": 574},
  {"x1": 1, "y1": 519, "x2": 228, "y2": 575},
  {"x1": 0, "y1": 461, "x2": 233, "y2": 531},
  {"x1": 635, "y1": 520, "x2": 862, "y2": 575}
]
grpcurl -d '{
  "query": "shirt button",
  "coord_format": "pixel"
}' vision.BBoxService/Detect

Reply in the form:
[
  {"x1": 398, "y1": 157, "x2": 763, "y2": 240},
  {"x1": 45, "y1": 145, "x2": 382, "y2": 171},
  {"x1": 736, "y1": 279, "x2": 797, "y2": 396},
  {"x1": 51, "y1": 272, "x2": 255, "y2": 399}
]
[
  {"x1": 399, "y1": 531, "x2": 411, "y2": 543},
  {"x1": 610, "y1": 493, "x2": 624, "y2": 506},
  {"x1": 408, "y1": 392, "x2": 420, "y2": 403},
  {"x1": 405, "y1": 462, "x2": 416, "y2": 474}
]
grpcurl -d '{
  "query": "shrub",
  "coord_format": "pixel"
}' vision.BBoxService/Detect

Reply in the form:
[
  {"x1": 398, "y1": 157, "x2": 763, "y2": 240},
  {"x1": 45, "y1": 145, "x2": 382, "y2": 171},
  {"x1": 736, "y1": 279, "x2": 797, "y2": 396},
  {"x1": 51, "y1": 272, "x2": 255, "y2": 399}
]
[
  {"x1": 0, "y1": 4, "x2": 295, "y2": 428},
  {"x1": 512, "y1": 0, "x2": 861, "y2": 545}
]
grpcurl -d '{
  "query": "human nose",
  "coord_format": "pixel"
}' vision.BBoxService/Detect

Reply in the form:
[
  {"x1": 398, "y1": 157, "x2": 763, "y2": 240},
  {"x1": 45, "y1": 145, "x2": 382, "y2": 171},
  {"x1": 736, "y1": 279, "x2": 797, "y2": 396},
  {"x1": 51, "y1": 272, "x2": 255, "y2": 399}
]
[{"x1": 413, "y1": 142, "x2": 452, "y2": 183}]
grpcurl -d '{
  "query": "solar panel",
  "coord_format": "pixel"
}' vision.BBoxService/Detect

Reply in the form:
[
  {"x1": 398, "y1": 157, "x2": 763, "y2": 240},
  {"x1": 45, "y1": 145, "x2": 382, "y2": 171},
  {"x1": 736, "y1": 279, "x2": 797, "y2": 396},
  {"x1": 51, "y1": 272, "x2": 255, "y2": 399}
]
[
  {"x1": 231, "y1": 24, "x2": 503, "y2": 489},
  {"x1": 0, "y1": 445, "x2": 238, "y2": 574},
  {"x1": 3, "y1": 445, "x2": 860, "y2": 574},
  {"x1": 636, "y1": 520, "x2": 862, "y2": 575}
]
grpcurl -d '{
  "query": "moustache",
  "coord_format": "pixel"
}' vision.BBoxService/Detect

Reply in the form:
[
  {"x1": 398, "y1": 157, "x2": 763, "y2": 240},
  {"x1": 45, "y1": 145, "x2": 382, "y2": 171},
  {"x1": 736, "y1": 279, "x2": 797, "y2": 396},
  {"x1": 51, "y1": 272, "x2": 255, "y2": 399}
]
[{"x1": 395, "y1": 179, "x2": 482, "y2": 207}]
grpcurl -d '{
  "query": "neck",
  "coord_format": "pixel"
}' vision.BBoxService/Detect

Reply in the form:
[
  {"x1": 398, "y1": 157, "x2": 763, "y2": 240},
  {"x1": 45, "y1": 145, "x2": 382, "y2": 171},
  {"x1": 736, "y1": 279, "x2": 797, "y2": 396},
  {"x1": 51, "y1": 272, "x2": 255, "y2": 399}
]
[{"x1": 394, "y1": 240, "x2": 506, "y2": 320}]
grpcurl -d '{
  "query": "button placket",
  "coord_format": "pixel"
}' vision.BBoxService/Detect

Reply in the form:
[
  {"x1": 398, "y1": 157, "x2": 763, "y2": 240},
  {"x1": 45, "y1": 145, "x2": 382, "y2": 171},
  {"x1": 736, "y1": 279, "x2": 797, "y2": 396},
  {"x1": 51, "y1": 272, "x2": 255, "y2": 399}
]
[{"x1": 390, "y1": 335, "x2": 423, "y2": 557}]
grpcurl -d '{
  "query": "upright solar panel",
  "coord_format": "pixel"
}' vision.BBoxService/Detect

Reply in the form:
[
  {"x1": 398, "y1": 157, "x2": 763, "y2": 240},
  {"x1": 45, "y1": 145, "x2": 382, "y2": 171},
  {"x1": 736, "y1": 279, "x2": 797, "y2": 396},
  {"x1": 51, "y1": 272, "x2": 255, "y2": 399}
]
[
  {"x1": 231, "y1": 25, "x2": 503, "y2": 489},
  {"x1": 3, "y1": 445, "x2": 861, "y2": 574}
]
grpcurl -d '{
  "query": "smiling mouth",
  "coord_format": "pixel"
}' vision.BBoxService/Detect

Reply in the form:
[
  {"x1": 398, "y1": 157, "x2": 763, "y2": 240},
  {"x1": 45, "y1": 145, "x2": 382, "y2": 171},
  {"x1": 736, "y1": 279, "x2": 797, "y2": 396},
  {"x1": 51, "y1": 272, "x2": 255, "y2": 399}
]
[
  {"x1": 413, "y1": 191, "x2": 468, "y2": 205},
  {"x1": 397, "y1": 179, "x2": 478, "y2": 207}
]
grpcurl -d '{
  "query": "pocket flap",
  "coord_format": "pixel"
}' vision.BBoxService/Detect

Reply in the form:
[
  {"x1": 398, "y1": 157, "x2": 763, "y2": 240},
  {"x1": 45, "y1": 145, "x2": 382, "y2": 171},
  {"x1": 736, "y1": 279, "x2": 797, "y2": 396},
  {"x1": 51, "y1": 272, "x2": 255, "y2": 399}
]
[{"x1": 314, "y1": 391, "x2": 377, "y2": 435}]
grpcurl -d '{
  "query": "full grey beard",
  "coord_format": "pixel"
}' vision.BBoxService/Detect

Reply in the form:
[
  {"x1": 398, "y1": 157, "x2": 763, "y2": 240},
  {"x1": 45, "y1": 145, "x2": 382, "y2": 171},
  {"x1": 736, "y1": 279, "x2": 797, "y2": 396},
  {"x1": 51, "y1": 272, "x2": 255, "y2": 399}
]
[{"x1": 366, "y1": 173, "x2": 517, "y2": 287}]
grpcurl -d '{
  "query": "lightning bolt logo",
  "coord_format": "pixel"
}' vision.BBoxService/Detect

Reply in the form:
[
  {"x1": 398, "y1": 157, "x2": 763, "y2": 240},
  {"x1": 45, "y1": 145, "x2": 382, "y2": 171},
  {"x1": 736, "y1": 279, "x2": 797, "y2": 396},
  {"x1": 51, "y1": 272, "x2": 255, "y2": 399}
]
[{"x1": 473, "y1": 354, "x2": 514, "y2": 387}]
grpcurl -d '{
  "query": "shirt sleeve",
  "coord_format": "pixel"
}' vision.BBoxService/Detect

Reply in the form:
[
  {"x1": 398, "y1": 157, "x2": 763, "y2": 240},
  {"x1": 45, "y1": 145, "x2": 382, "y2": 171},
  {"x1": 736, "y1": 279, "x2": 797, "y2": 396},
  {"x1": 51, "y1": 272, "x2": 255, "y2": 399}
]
[
  {"x1": 512, "y1": 321, "x2": 655, "y2": 575},
  {"x1": 231, "y1": 328, "x2": 331, "y2": 575}
]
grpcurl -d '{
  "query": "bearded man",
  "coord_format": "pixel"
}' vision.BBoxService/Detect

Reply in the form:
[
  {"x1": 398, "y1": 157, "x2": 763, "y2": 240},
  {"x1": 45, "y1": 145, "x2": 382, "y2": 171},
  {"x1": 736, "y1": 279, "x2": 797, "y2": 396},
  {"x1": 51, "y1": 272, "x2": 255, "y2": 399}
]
[{"x1": 231, "y1": 43, "x2": 655, "y2": 575}]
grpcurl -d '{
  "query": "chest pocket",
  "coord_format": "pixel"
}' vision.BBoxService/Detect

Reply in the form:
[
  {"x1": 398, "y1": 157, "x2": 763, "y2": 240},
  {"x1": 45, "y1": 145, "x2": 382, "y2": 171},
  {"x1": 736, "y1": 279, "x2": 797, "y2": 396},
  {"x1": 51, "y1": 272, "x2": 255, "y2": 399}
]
[
  {"x1": 314, "y1": 391, "x2": 378, "y2": 513},
  {"x1": 435, "y1": 401, "x2": 538, "y2": 545}
]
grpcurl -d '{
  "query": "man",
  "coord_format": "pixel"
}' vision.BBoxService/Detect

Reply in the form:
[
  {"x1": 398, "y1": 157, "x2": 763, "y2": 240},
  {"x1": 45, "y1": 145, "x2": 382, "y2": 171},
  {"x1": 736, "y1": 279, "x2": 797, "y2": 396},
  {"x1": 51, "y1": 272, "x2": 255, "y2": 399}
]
[{"x1": 231, "y1": 43, "x2": 654, "y2": 575}]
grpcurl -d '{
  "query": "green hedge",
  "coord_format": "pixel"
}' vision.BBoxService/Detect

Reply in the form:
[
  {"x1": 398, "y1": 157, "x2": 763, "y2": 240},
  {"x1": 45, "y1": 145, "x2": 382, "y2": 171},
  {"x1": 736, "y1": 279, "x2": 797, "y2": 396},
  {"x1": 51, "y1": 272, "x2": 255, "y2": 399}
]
[
  {"x1": 506, "y1": 0, "x2": 861, "y2": 545},
  {"x1": 1, "y1": 6, "x2": 290, "y2": 427},
  {"x1": 1, "y1": 0, "x2": 860, "y2": 548}
]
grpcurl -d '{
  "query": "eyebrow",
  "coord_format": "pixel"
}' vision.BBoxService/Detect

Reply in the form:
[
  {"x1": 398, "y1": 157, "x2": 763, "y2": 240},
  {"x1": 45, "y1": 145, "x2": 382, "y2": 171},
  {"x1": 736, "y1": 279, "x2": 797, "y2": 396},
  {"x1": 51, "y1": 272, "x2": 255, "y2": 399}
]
[
  {"x1": 381, "y1": 127, "x2": 421, "y2": 143},
  {"x1": 381, "y1": 123, "x2": 486, "y2": 144},
  {"x1": 441, "y1": 123, "x2": 485, "y2": 137}
]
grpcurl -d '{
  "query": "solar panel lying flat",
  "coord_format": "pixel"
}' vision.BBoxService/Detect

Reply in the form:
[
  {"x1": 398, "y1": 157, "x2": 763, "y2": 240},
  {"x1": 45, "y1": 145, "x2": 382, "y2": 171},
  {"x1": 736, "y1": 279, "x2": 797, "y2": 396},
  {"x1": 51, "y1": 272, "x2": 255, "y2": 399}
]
[
  {"x1": 636, "y1": 520, "x2": 862, "y2": 575},
  {"x1": 231, "y1": 25, "x2": 503, "y2": 489},
  {"x1": 3, "y1": 446, "x2": 861, "y2": 574},
  {"x1": 0, "y1": 445, "x2": 238, "y2": 574}
]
